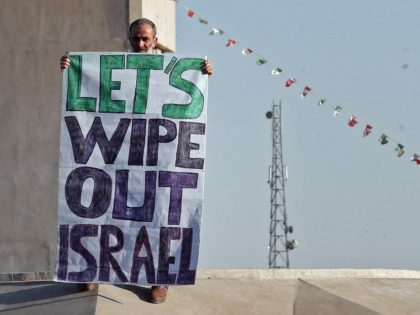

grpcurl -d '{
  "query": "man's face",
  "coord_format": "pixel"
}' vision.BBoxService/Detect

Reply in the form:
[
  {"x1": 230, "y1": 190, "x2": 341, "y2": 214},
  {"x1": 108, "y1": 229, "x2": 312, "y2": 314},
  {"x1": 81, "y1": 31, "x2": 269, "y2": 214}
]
[{"x1": 129, "y1": 24, "x2": 157, "y2": 53}]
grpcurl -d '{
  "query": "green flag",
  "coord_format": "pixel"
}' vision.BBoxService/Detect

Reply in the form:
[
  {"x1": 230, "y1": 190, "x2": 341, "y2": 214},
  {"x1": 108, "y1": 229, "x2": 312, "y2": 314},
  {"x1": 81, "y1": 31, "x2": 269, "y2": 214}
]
[{"x1": 256, "y1": 58, "x2": 267, "y2": 65}]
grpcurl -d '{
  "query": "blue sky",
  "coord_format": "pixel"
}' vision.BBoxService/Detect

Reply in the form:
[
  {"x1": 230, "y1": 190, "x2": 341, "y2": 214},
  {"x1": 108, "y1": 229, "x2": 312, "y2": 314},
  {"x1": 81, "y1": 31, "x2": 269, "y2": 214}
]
[{"x1": 173, "y1": 0, "x2": 420, "y2": 269}]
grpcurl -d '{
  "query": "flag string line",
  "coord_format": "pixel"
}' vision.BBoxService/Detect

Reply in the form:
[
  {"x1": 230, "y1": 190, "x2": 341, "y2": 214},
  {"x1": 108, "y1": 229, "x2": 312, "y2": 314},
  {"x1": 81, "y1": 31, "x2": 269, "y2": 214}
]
[{"x1": 170, "y1": 0, "x2": 420, "y2": 165}]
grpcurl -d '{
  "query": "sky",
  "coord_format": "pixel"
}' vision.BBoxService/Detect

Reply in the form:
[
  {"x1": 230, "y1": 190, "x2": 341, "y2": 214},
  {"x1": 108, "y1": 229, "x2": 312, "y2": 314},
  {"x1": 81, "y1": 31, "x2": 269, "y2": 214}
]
[{"x1": 172, "y1": 0, "x2": 420, "y2": 270}]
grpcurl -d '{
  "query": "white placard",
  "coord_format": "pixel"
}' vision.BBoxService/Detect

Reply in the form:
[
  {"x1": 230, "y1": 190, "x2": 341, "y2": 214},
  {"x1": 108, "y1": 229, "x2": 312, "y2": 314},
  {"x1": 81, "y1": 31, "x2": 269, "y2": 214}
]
[{"x1": 55, "y1": 52, "x2": 208, "y2": 285}]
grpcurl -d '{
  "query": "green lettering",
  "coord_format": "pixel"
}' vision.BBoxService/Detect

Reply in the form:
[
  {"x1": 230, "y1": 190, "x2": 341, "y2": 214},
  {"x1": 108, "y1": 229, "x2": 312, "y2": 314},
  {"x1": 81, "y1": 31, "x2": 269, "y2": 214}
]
[
  {"x1": 66, "y1": 55, "x2": 97, "y2": 111},
  {"x1": 127, "y1": 55, "x2": 164, "y2": 114},
  {"x1": 99, "y1": 55, "x2": 126, "y2": 113},
  {"x1": 162, "y1": 58, "x2": 204, "y2": 119}
]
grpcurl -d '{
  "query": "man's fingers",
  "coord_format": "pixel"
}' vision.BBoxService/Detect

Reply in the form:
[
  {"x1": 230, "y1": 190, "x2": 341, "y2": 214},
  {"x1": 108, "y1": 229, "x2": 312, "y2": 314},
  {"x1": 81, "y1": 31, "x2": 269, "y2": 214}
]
[
  {"x1": 203, "y1": 60, "x2": 213, "y2": 75},
  {"x1": 60, "y1": 56, "x2": 71, "y2": 71}
]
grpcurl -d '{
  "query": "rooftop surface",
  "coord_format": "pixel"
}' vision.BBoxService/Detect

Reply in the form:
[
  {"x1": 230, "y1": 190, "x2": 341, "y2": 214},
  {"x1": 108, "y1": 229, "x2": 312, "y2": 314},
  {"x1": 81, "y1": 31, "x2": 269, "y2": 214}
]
[{"x1": 1, "y1": 269, "x2": 420, "y2": 315}]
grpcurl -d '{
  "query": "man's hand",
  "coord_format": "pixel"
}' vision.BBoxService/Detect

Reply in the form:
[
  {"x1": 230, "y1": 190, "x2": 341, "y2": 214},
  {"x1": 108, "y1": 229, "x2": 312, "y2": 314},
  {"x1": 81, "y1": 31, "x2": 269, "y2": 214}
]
[
  {"x1": 60, "y1": 55, "x2": 70, "y2": 71},
  {"x1": 203, "y1": 60, "x2": 213, "y2": 76}
]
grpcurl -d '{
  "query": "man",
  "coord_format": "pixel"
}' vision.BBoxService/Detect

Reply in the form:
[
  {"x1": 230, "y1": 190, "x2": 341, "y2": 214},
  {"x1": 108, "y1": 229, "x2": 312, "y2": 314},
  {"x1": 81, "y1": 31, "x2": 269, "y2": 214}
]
[
  {"x1": 61, "y1": 17, "x2": 213, "y2": 73},
  {"x1": 60, "y1": 17, "x2": 212, "y2": 304}
]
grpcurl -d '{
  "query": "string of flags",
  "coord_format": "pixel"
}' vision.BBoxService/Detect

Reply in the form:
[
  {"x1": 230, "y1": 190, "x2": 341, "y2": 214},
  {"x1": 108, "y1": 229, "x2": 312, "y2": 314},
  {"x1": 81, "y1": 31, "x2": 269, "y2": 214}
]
[{"x1": 172, "y1": 0, "x2": 420, "y2": 166}]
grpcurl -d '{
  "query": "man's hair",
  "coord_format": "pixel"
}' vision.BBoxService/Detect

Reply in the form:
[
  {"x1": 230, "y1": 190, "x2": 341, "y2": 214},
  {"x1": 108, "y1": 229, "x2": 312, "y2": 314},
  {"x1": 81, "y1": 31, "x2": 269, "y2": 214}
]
[{"x1": 128, "y1": 18, "x2": 157, "y2": 37}]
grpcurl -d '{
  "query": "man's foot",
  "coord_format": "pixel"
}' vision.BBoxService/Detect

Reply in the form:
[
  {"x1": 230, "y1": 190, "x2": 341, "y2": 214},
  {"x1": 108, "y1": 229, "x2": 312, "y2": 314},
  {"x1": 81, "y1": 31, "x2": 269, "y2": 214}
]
[
  {"x1": 150, "y1": 286, "x2": 168, "y2": 304},
  {"x1": 77, "y1": 283, "x2": 98, "y2": 291}
]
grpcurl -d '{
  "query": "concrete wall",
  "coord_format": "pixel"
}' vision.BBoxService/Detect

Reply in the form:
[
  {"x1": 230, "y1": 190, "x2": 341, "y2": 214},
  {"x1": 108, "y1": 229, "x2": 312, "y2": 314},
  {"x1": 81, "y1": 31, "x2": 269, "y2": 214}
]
[{"x1": 0, "y1": 0, "x2": 175, "y2": 273}]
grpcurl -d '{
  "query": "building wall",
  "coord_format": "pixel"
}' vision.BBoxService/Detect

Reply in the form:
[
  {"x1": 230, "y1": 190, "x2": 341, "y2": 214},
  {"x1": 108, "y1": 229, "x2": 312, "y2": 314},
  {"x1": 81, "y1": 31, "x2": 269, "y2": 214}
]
[{"x1": 0, "y1": 0, "x2": 175, "y2": 273}]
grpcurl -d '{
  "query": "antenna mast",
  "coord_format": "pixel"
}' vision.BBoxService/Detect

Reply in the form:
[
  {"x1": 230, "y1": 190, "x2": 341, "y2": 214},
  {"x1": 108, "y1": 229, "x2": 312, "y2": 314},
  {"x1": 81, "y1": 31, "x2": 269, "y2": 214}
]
[{"x1": 266, "y1": 100, "x2": 297, "y2": 268}]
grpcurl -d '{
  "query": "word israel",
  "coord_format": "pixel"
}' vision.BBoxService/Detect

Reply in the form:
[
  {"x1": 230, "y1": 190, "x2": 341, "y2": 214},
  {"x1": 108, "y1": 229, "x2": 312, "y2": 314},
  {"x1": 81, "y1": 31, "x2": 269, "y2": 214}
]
[
  {"x1": 57, "y1": 224, "x2": 196, "y2": 285},
  {"x1": 55, "y1": 52, "x2": 208, "y2": 286}
]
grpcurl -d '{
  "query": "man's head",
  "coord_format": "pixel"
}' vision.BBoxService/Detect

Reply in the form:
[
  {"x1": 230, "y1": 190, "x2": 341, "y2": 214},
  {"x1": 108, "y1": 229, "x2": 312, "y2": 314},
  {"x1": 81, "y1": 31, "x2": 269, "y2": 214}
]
[{"x1": 128, "y1": 18, "x2": 158, "y2": 53}]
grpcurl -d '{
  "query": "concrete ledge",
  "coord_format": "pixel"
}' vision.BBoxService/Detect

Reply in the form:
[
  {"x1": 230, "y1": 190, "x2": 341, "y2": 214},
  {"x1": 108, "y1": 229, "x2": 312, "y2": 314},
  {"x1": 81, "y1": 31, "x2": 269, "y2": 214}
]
[
  {"x1": 197, "y1": 268, "x2": 420, "y2": 280},
  {"x1": 0, "y1": 272, "x2": 54, "y2": 283},
  {"x1": 2, "y1": 268, "x2": 420, "y2": 283}
]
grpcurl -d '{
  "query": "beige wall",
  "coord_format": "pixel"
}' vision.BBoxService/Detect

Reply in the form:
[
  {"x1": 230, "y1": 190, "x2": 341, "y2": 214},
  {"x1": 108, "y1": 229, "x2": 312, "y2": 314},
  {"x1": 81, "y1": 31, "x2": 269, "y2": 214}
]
[{"x1": 0, "y1": 0, "x2": 175, "y2": 273}]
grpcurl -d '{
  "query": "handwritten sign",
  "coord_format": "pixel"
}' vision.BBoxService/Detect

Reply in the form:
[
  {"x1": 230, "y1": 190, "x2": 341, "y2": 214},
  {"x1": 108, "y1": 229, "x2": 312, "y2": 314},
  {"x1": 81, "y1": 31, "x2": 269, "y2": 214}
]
[{"x1": 55, "y1": 52, "x2": 208, "y2": 285}]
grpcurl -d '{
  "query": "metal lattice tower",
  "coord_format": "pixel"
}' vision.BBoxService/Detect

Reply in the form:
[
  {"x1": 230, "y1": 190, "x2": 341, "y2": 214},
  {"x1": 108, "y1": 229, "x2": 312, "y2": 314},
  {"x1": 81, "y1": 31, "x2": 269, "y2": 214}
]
[{"x1": 266, "y1": 101, "x2": 296, "y2": 268}]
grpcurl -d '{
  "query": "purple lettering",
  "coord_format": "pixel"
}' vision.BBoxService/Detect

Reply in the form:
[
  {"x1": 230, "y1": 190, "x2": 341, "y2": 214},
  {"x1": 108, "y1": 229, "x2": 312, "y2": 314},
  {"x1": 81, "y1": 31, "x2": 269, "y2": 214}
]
[
  {"x1": 65, "y1": 167, "x2": 111, "y2": 218},
  {"x1": 112, "y1": 170, "x2": 156, "y2": 222},
  {"x1": 99, "y1": 225, "x2": 128, "y2": 282},
  {"x1": 128, "y1": 119, "x2": 147, "y2": 165},
  {"x1": 177, "y1": 228, "x2": 196, "y2": 284},
  {"x1": 156, "y1": 227, "x2": 180, "y2": 284},
  {"x1": 146, "y1": 119, "x2": 177, "y2": 166},
  {"x1": 57, "y1": 224, "x2": 69, "y2": 281},
  {"x1": 65, "y1": 116, "x2": 130, "y2": 164},
  {"x1": 159, "y1": 171, "x2": 198, "y2": 225},
  {"x1": 176, "y1": 121, "x2": 205, "y2": 169},
  {"x1": 68, "y1": 224, "x2": 98, "y2": 282},
  {"x1": 130, "y1": 226, "x2": 156, "y2": 284}
]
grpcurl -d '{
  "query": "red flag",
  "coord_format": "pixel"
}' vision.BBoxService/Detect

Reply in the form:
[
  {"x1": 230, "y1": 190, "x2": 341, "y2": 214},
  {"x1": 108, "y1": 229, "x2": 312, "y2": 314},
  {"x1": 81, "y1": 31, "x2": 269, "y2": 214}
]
[
  {"x1": 348, "y1": 116, "x2": 358, "y2": 127},
  {"x1": 226, "y1": 39, "x2": 236, "y2": 47},
  {"x1": 363, "y1": 124, "x2": 373, "y2": 137},
  {"x1": 285, "y1": 78, "x2": 296, "y2": 87},
  {"x1": 301, "y1": 86, "x2": 312, "y2": 98},
  {"x1": 411, "y1": 154, "x2": 420, "y2": 164},
  {"x1": 187, "y1": 10, "x2": 194, "y2": 17}
]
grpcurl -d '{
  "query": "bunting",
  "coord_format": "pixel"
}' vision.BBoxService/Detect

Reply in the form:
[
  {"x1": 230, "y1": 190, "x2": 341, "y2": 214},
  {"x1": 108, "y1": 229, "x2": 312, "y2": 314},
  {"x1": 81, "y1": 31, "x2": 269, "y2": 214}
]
[
  {"x1": 285, "y1": 78, "x2": 296, "y2": 87},
  {"x1": 379, "y1": 134, "x2": 389, "y2": 145},
  {"x1": 348, "y1": 116, "x2": 358, "y2": 127},
  {"x1": 333, "y1": 106, "x2": 342, "y2": 117},
  {"x1": 209, "y1": 28, "x2": 224, "y2": 35},
  {"x1": 174, "y1": 0, "x2": 419, "y2": 167},
  {"x1": 226, "y1": 39, "x2": 236, "y2": 47},
  {"x1": 241, "y1": 48, "x2": 253, "y2": 55},
  {"x1": 256, "y1": 58, "x2": 267, "y2": 65},
  {"x1": 271, "y1": 67, "x2": 282, "y2": 75},
  {"x1": 395, "y1": 144, "x2": 405, "y2": 157},
  {"x1": 411, "y1": 154, "x2": 420, "y2": 164},
  {"x1": 363, "y1": 124, "x2": 373, "y2": 137},
  {"x1": 301, "y1": 86, "x2": 312, "y2": 98}
]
